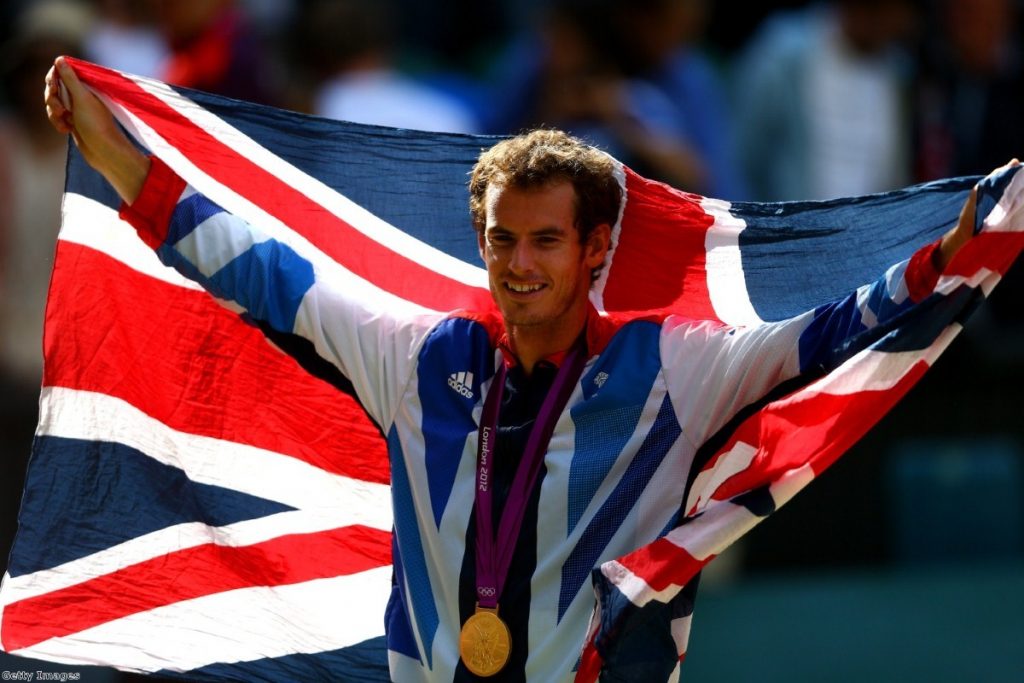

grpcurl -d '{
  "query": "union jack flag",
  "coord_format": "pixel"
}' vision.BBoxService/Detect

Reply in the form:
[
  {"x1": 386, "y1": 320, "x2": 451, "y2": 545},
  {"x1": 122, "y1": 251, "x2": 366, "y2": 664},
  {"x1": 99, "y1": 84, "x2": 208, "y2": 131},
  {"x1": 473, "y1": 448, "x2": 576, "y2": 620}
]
[{"x1": 0, "y1": 59, "x2": 1021, "y2": 681}]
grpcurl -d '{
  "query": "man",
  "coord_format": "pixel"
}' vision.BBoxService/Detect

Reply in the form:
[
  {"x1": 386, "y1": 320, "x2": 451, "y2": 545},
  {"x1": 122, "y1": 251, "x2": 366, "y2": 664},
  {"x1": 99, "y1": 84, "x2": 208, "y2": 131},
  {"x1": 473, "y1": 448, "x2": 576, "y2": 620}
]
[{"x1": 44, "y1": 56, "x2": 1009, "y2": 681}]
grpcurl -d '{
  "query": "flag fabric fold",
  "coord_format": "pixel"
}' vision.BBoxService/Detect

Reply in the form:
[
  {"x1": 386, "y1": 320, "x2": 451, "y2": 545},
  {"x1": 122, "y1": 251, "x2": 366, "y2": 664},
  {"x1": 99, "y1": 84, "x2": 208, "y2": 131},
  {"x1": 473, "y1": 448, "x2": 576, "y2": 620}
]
[{"x1": 0, "y1": 59, "x2": 1020, "y2": 681}]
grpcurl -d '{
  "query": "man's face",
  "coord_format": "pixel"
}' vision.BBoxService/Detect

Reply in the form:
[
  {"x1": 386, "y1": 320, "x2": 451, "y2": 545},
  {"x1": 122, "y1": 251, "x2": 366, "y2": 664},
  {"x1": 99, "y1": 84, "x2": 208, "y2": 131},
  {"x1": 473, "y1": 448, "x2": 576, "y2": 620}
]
[{"x1": 478, "y1": 181, "x2": 609, "y2": 335}]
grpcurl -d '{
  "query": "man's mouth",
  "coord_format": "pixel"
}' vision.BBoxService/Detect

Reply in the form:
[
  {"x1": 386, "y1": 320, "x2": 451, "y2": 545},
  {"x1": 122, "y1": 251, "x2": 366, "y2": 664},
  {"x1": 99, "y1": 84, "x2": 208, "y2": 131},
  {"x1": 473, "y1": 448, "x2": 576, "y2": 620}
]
[{"x1": 505, "y1": 282, "x2": 545, "y2": 293}]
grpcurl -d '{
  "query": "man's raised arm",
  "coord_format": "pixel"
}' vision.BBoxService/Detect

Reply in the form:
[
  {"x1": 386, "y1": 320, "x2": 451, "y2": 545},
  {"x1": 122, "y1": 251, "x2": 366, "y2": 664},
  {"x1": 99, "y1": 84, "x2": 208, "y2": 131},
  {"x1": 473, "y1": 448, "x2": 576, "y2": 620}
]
[
  {"x1": 936, "y1": 157, "x2": 1019, "y2": 269},
  {"x1": 44, "y1": 56, "x2": 150, "y2": 205},
  {"x1": 664, "y1": 156, "x2": 1020, "y2": 452},
  {"x1": 42, "y1": 56, "x2": 442, "y2": 432}
]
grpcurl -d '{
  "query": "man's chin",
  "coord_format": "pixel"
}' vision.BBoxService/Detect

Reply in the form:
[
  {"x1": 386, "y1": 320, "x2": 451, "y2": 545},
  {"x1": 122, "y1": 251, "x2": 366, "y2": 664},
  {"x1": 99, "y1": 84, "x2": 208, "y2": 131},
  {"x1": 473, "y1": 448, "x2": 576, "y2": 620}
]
[
  {"x1": 498, "y1": 307, "x2": 551, "y2": 329},
  {"x1": 502, "y1": 315, "x2": 546, "y2": 328}
]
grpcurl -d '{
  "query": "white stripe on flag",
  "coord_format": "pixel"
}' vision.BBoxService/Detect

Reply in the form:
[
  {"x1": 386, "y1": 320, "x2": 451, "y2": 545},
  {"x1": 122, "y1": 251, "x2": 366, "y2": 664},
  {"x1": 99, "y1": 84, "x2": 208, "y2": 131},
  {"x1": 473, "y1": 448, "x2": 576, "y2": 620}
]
[
  {"x1": 661, "y1": 498, "x2": 761, "y2": 564},
  {"x1": 670, "y1": 614, "x2": 692, "y2": 657},
  {"x1": 590, "y1": 160, "x2": 628, "y2": 312},
  {"x1": 937, "y1": 268, "x2": 1003, "y2": 298},
  {"x1": 983, "y1": 164, "x2": 1024, "y2": 232},
  {"x1": 8, "y1": 566, "x2": 391, "y2": 672},
  {"x1": 685, "y1": 441, "x2": 758, "y2": 515},
  {"x1": 765, "y1": 462, "x2": 818, "y2": 509},
  {"x1": 0, "y1": 509, "x2": 378, "y2": 605},
  {"x1": 702, "y1": 197, "x2": 764, "y2": 327},
  {"x1": 790, "y1": 325, "x2": 960, "y2": 398},
  {"x1": 37, "y1": 387, "x2": 392, "y2": 523},
  {"x1": 59, "y1": 194, "x2": 203, "y2": 291},
  {"x1": 599, "y1": 560, "x2": 670, "y2": 605}
]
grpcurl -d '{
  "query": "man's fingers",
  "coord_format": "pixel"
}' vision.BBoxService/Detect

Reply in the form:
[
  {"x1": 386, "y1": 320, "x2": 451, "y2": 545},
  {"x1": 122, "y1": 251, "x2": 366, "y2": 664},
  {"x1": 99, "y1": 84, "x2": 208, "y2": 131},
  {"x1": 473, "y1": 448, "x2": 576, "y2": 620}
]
[
  {"x1": 46, "y1": 104, "x2": 70, "y2": 134},
  {"x1": 55, "y1": 56, "x2": 87, "y2": 102},
  {"x1": 959, "y1": 187, "x2": 975, "y2": 222},
  {"x1": 44, "y1": 67, "x2": 62, "y2": 108},
  {"x1": 44, "y1": 60, "x2": 83, "y2": 136},
  {"x1": 955, "y1": 185, "x2": 977, "y2": 239},
  {"x1": 58, "y1": 80, "x2": 72, "y2": 111}
]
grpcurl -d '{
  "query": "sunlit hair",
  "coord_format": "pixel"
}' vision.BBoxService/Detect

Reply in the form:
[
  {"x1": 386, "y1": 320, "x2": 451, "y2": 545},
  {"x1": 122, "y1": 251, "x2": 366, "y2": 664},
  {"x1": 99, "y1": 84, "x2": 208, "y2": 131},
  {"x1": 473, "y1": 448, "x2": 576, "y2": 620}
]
[{"x1": 468, "y1": 129, "x2": 621, "y2": 250}]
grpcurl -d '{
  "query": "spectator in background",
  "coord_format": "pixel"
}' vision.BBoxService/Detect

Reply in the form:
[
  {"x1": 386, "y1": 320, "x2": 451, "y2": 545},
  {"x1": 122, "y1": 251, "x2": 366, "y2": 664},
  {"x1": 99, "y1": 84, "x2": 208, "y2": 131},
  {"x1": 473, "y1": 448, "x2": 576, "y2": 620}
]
[
  {"x1": 913, "y1": 0, "x2": 1024, "y2": 363},
  {"x1": 732, "y1": 0, "x2": 918, "y2": 201},
  {"x1": 0, "y1": 0, "x2": 91, "y2": 616},
  {"x1": 84, "y1": 0, "x2": 169, "y2": 79},
  {"x1": 487, "y1": 0, "x2": 746, "y2": 198},
  {"x1": 389, "y1": 0, "x2": 512, "y2": 83},
  {"x1": 0, "y1": 0, "x2": 92, "y2": 412},
  {"x1": 153, "y1": 0, "x2": 280, "y2": 105},
  {"x1": 293, "y1": 0, "x2": 479, "y2": 133},
  {"x1": 914, "y1": 0, "x2": 1024, "y2": 180}
]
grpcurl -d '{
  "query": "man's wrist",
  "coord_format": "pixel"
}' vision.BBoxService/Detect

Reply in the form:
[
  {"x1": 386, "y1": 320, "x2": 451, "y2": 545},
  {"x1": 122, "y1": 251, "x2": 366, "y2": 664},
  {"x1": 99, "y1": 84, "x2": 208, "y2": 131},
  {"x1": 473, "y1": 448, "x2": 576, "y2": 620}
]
[
  {"x1": 118, "y1": 155, "x2": 185, "y2": 250},
  {"x1": 101, "y1": 139, "x2": 151, "y2": 205}
]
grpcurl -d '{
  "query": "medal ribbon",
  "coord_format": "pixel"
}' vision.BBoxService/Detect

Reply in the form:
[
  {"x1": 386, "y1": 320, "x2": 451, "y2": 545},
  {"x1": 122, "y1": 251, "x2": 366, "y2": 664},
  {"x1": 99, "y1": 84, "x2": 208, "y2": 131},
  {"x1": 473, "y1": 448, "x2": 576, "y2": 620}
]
[{"x1": 473, "y1": 342, "x2": 587, "y2": 609}]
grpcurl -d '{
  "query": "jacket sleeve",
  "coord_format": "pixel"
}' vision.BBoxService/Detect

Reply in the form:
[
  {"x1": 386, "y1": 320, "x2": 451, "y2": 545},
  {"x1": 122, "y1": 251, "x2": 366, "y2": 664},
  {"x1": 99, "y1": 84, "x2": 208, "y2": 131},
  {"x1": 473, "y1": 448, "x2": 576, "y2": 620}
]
[
  {"x1": 119, "y1": 156, "x2": 441, "y2": 430},
  {"x1": 660, "y1": 242, "x2": 942, "y2": 450}
]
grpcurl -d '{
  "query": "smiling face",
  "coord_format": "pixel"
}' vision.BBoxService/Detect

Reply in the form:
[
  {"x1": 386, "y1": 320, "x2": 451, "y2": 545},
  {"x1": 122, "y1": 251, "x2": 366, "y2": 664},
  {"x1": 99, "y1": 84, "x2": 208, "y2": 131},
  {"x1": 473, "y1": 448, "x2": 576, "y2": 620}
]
[{"x1": 479, "y1": 181, "x2": 609, "y2": 359}]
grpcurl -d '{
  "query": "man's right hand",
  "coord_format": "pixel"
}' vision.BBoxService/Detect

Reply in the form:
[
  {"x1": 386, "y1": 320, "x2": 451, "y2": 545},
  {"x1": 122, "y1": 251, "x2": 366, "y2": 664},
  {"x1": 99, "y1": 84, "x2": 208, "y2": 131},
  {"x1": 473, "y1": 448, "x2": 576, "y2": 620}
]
[
  {"x1": 935, "y1": 158, "x2": 1022, "y2": 270},
  {"x1": 44, "y1": 56, "x2": 151, "y2": 204}
]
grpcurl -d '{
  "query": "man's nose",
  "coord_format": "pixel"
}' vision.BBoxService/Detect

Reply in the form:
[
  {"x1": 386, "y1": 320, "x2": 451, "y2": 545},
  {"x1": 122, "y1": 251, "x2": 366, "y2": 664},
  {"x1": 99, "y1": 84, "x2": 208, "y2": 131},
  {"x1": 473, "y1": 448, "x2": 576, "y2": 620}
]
[{"x1": 508, "y1": 241, "x2": 536, "y2": 273}]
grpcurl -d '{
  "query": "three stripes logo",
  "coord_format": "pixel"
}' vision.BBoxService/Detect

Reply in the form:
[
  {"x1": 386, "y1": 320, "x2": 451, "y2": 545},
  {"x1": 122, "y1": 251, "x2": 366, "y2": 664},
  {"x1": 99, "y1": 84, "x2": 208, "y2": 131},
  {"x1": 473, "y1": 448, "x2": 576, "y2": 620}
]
[{"x1": 448, "y1": 371, "x2": 475, "y2": 399}]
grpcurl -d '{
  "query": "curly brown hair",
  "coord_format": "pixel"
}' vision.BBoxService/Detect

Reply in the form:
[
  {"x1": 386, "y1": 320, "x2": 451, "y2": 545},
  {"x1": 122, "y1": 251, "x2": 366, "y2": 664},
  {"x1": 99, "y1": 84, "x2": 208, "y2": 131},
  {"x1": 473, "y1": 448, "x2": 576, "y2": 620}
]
[{"x1": 468, "y1": 129, "x2": 622, "y2": 248}]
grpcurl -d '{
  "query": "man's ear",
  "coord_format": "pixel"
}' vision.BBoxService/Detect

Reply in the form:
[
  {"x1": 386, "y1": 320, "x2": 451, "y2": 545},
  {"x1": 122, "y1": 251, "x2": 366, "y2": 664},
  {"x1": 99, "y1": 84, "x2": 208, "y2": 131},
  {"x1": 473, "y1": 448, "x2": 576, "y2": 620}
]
[
  {"x1": 477, "y1": 230, "x2": 486, "y2": 261},
  {"x1": 585, "y1": 223, "x2": 611, "y2": 267}
]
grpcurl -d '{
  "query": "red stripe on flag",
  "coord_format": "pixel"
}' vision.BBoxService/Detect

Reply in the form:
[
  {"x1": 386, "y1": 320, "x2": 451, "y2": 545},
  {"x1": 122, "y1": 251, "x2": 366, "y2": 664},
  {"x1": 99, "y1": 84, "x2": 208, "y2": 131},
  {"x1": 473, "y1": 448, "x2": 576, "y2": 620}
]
[
  {"x1": 603, "y1": 169, "x2": 715, "y2": 318},
  {"x1": 43, "y1": 241, "x2": 390, "y2": 484},
  {"x1": 66, "y1": 57, "x2": 495, "y2": 315},
  {"x1": 697, "y1": 360, "x2": 930, "y2": 507},
  {"x1": 575, "y1": 646, "x2": 603, "y2": 683},
  {"x1": 618, "y1": 538, "x2": 710, "y2": 594},
  {"x1": 944, "y1": 230, "x2": 1024, "y2": 279},
  {"x1": 1, "y1": 525, "x2": 391, "y2": 651}
]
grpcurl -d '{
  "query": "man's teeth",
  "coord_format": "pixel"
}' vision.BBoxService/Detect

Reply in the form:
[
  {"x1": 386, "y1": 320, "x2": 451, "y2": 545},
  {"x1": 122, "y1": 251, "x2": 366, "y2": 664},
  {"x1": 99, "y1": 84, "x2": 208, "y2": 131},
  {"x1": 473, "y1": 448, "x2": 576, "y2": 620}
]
[{"x1": 507, "y1": 282, "x2": 543, "y2": 293}]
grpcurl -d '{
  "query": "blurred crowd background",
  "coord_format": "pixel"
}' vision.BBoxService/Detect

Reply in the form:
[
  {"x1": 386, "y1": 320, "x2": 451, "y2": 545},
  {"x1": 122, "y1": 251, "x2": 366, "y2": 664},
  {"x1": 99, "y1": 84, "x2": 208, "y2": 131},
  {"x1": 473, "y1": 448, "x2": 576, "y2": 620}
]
[{"x1": 0, "y1": 0, "x2": 1022, "y2": 681}]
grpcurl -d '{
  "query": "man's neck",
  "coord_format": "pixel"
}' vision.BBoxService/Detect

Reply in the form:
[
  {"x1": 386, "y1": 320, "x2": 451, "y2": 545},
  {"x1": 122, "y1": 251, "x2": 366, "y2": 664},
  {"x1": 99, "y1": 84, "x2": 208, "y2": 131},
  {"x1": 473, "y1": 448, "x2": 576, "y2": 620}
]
[{"x1": 506, "y1": 309, "x2": 588, "y2": 376}]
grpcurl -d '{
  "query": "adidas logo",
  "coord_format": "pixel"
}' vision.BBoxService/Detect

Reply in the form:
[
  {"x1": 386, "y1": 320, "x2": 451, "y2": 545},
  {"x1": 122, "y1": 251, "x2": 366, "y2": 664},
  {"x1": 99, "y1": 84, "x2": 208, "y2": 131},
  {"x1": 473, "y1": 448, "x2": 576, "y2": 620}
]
[
  {"x1": 447, "y1": 371, "x2": 475, "y2": 399},
  {"x1": 594, "y1": 371, "x2": 609, "y2": 388}
]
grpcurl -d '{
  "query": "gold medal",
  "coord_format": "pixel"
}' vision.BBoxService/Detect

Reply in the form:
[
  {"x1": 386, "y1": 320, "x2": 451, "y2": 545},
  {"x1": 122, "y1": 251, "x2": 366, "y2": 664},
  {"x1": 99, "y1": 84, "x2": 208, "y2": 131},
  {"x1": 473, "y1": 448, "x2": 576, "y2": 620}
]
[{"x1": 459, "y1": 605, "x2": 512, "y2": 677}]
